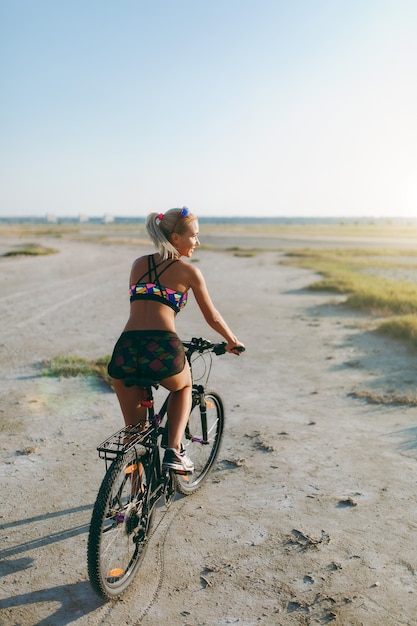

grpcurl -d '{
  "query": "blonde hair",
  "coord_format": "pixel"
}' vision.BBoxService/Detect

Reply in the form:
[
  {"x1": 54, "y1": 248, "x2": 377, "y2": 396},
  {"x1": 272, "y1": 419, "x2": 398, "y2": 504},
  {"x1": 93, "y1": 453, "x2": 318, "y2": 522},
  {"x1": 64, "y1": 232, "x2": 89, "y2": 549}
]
[{"x1": 146, "y1": 207, "x2": 196, "y2": 260}]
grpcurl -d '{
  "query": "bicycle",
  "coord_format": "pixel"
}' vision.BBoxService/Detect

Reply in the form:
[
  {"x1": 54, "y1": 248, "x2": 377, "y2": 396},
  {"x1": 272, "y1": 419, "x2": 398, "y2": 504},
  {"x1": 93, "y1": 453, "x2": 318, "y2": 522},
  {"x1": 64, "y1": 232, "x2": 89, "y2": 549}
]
[{"x1": 87, "y1": 337, "x2": 240, "y2": 600}]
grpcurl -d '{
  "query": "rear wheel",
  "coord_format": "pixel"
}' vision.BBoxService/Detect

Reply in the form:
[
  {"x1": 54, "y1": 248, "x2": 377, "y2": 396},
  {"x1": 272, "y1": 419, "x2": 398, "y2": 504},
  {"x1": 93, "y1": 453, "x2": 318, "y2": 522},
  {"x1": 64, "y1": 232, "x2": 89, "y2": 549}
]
[
  {"x1": 175, "y1": 390, "x2": 224, "y2": 495},
  {"x1": 87, "y1": 447, "x2": 153, "y2": 599}
]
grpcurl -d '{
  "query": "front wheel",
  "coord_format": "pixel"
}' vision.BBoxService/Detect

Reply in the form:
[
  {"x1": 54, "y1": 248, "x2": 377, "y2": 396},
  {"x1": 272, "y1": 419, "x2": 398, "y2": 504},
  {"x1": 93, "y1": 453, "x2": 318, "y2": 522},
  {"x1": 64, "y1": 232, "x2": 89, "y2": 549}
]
[
  {"x1": 175, "y1": 390, "x2": 224, "y2": 495},
  {"x1": 87, "y1": 447, "x2": 153, "y2": 599}
]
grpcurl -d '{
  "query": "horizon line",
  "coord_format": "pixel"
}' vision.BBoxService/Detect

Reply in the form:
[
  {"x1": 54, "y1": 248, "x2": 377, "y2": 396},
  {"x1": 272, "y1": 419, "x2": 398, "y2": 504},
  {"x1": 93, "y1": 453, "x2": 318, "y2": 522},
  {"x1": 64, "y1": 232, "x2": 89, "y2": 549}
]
[{"x1": 1, "y1": 214, "x2": 417, "y2": 222}]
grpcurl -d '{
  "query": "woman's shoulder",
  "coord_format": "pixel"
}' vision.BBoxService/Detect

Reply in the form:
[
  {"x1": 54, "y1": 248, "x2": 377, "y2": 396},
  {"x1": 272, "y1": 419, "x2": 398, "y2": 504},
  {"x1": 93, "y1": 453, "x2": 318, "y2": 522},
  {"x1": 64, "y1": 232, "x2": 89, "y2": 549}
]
[
  {"x1": 177, "y1": 259, "x2": 204, "y2": 286},
  {"x1": 176, "y1": 257, "x2": 198, "y2": 272}
]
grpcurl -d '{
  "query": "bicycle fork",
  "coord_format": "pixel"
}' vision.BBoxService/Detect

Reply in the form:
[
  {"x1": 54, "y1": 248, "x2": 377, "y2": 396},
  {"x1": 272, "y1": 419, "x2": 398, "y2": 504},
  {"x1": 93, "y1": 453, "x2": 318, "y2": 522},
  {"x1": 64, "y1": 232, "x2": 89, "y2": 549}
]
[{"x1": 192, "y1": 384, "x2": 209, "y2": 444}]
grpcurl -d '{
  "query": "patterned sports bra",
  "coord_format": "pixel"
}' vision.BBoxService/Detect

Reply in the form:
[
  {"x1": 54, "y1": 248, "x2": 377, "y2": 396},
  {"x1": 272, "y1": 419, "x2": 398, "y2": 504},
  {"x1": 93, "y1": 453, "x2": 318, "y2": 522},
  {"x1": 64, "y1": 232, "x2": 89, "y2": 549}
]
[{"x1": 130, "y1": 255, "x2": 188, "y2": 314}]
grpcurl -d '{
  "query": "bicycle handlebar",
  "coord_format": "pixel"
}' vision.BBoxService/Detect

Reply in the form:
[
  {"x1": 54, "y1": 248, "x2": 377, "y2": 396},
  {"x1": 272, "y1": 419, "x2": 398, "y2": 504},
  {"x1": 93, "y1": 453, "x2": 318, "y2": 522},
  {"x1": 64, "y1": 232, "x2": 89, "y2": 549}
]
[{"x1": 183, "y1": 337, "x2": 245, "y2": 356}]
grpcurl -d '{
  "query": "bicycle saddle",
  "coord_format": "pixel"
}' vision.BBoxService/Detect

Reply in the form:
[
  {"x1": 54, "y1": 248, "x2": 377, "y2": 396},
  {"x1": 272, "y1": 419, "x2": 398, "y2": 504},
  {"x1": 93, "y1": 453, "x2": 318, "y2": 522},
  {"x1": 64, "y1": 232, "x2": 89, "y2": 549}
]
[{"x1": 123, "y1": 376, "x2": 160, "y2": 389}]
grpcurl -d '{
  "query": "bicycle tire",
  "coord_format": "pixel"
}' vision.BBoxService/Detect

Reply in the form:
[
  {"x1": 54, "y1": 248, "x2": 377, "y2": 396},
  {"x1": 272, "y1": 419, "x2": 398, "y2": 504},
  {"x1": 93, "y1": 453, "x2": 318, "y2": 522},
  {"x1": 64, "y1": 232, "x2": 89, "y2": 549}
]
[
  {"x1": 87, "y1": 447, "x2": 154, "y2": 599},
  {"x1": 175, "y1": 390, "x2": 224, "y2": 495}
]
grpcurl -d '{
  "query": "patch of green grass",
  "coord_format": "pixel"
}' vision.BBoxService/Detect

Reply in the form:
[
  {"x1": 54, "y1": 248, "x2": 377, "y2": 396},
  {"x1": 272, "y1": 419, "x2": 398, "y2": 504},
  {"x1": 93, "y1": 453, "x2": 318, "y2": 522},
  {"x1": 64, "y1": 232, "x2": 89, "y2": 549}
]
[
  {"x1": 42, "y1": 355, "x2": 95, "y2": 377},
  {"x1": 377, "y1": 315, "x2": 417, "y2": 348},
  {"x1": 4, "y1": 242, "x2": 58, "y2": 257},
  {"x1": 284, "y1": 248, "x2": 417, "y2": 315},
  {"x1": 283, "y1": 247, "x2": 417, "y2": 347},
  {"x1": 42, "y1": 355, "x2": 112, "y2": 387}
]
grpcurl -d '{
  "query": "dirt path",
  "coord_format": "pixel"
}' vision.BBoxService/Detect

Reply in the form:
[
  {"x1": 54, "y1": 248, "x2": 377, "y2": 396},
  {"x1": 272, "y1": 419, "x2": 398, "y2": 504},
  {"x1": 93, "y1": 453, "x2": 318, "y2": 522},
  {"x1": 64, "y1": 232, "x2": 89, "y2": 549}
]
[{"x1": 1, "y1": 237, "x2": 417, "y2": 625}]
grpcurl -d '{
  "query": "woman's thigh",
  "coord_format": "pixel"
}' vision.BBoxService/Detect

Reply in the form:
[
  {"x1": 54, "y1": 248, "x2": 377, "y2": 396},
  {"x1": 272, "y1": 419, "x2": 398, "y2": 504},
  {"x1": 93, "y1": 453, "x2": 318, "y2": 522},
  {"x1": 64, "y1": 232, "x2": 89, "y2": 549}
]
[{"x1": 160, "y1": 360, "x2": 192, "y2": 392}]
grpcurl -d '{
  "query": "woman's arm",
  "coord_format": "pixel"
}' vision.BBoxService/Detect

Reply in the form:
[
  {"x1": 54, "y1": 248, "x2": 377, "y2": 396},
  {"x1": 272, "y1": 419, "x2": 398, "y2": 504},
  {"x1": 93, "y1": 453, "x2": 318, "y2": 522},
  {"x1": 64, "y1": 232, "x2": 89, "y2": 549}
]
[{"x1": 188, "y1": 266, "x2": 245, "y2": 354}]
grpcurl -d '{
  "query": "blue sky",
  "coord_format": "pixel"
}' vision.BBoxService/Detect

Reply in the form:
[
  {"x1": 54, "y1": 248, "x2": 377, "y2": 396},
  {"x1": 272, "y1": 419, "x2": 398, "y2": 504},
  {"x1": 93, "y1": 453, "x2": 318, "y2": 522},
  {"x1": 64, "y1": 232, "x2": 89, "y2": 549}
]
[{"x1": 1, "y1": 0, "x2": 417, "y2": 218}]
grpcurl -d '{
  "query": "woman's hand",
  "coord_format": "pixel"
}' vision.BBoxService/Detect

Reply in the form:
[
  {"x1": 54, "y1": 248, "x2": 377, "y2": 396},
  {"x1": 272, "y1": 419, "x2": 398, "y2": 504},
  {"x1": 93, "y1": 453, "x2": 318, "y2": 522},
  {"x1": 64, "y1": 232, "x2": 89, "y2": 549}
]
[{"x1": 226, "y1": 342, "x2": 245, "y2": 355}]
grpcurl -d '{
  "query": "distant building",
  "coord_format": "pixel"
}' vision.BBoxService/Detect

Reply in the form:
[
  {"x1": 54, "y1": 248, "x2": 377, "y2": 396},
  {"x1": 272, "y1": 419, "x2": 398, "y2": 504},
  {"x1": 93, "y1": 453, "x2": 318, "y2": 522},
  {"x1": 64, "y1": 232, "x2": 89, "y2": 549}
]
[
  {"x1": 103, "y1": 214, "x2": 114, "y2": 224},
  {"x1": 78, "y1": 214, "x2": 89, "y2": 223},
  {"x1": 45, "y1": 213, "x2": 57, "y2": 223}
]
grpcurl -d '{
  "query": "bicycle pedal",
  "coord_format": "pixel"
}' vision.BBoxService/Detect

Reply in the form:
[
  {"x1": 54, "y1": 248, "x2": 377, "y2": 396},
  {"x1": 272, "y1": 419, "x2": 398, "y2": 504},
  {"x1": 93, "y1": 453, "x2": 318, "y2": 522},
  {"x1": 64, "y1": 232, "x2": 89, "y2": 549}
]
[{"x1": 174, "y1": 469, "x2": 192, "y2": 477}]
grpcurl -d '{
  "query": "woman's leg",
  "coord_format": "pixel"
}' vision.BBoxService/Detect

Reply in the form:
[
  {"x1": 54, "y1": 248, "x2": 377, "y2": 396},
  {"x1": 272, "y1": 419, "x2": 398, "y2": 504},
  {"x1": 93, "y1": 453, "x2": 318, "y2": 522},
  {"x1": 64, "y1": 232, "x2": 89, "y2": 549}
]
[
  {"x1": 111, "y1": 378, "x2": 147, "y2": 493},
  {"x1": 111, "y1": 378, "x2": 148, "y2": 428},
  {"x1": 160, "y1": 361, "x2": 192, "y2": 451}
]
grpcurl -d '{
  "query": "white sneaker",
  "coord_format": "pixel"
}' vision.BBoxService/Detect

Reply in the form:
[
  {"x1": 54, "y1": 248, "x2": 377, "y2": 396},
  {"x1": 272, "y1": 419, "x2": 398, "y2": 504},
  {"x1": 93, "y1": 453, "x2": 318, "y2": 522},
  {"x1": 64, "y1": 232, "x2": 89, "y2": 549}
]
[{"x1": 162, "y1": 447, "x2": 194, "y2": 474}]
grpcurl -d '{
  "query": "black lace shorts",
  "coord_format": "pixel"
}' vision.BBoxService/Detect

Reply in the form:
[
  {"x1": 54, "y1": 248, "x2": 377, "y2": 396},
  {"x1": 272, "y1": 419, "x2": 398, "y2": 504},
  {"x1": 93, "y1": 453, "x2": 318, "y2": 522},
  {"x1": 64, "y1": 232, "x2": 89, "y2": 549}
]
[{"x1": 108, "y1": 330, "x2": 185, "y2": 381}]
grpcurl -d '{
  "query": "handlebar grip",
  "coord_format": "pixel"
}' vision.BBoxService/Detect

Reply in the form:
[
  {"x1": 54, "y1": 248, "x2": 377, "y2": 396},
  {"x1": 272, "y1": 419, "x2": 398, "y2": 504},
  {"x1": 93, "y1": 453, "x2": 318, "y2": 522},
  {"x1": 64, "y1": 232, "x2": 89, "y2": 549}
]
[
  {"x1": 185, "y1": 338, "x2": 244, "y2": 356},
  {"x1": 211, "y1": 343, "x2": 245, "y2": 355}
]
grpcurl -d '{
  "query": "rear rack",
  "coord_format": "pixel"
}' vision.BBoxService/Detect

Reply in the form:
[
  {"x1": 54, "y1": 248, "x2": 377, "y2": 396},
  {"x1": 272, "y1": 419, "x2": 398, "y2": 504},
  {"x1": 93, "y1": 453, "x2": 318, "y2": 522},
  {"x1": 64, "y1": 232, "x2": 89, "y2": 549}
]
[{"x1": 97, "y1": 424, "x2": 150, "y2": 461}]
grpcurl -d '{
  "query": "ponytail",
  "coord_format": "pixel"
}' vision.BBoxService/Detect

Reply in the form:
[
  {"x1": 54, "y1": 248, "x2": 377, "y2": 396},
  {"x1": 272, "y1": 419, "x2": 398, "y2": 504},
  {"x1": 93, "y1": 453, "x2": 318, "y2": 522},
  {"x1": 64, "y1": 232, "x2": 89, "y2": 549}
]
[{"x1": 146, "y1": 207, "x2": 196, "y2": 260}]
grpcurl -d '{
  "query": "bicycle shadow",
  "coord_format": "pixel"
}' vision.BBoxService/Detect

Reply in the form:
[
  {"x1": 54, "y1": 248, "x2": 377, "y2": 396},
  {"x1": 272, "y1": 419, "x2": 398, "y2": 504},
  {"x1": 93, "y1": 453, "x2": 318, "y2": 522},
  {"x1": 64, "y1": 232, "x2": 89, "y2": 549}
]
[
  {"x1": 0, "y1": 580, "x2": 104, "y2": 625},
  {"x1": 0, "y1": 504, "x2": 105, "y2": 624},
  {"x1": 0, "y1": 504, "x2": 92, "y2": 560}
]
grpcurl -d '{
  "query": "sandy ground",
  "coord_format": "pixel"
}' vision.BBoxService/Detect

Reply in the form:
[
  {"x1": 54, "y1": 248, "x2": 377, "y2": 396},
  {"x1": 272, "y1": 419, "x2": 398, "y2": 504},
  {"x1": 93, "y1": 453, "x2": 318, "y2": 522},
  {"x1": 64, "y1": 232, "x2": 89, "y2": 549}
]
[{"x1": 1, "y1": 232, "x2": 417, "y2": 626}]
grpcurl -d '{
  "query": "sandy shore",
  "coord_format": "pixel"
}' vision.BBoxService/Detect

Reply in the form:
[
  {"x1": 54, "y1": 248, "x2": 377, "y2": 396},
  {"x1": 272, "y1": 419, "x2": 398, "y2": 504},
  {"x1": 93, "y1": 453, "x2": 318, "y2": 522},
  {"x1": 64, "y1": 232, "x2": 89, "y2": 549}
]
[{"x1": 1, "y1": 230, "x2": 417, "y2": 626}]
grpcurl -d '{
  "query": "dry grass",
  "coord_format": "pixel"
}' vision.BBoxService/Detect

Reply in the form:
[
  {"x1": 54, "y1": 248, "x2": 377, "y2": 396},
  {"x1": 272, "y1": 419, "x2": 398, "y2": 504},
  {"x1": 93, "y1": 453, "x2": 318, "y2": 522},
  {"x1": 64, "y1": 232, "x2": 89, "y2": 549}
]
[{"x1": 349, "y1": 389, "x2": 417, "y2": 406}]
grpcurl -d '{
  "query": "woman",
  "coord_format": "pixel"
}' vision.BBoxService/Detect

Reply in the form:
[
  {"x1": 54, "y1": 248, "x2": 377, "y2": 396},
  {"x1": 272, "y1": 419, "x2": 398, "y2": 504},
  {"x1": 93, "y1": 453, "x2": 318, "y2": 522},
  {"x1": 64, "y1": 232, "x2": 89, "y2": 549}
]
[{"x1": 108, "y1": 207, "x2": 245, "y2": 474}]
